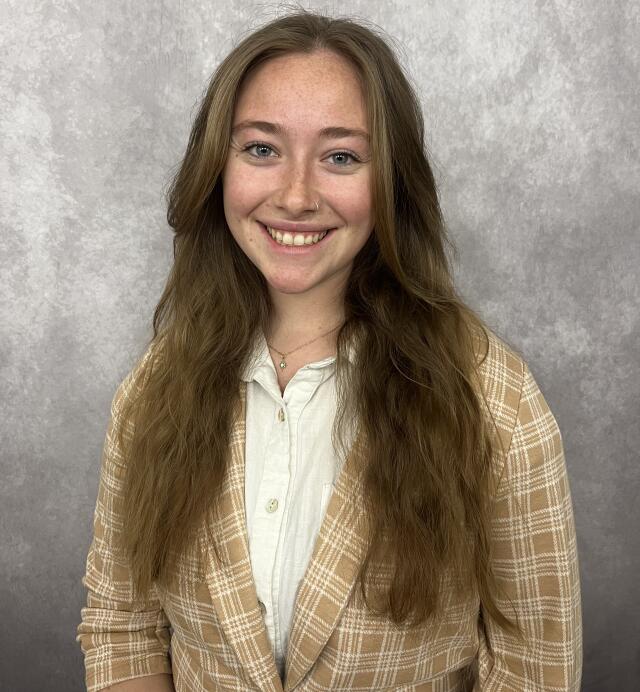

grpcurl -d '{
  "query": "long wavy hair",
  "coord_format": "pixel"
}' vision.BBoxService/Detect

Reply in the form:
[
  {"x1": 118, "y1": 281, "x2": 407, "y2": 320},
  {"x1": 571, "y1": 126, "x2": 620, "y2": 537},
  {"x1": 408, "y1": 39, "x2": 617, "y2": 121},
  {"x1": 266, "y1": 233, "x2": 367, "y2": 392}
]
[{"x1": 117, "y1": 8, "x2": 521, "y2": 637}]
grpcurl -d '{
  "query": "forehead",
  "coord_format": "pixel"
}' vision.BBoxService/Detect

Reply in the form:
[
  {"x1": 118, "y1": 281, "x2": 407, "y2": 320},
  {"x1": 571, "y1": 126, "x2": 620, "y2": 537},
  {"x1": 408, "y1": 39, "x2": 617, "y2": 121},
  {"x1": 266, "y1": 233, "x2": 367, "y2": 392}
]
[{"x1": 233, "y1": 50, "x2": 368, "y2": 132}]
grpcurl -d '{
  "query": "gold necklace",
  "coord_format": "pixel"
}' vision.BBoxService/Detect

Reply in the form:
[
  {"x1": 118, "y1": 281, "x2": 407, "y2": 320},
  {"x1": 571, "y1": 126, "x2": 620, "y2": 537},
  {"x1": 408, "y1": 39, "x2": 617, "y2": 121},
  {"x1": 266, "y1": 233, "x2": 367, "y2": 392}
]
[{"x1": 266, "y1": 322, "x2": 343, "y2": 370}]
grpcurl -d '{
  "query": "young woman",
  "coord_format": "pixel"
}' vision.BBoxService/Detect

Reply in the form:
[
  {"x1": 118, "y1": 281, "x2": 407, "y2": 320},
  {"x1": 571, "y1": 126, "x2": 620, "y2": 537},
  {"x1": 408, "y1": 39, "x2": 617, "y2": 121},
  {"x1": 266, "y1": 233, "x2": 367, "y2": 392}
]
[{"x1": 77, "y1": 10, "x2": 582, "y2": 692}]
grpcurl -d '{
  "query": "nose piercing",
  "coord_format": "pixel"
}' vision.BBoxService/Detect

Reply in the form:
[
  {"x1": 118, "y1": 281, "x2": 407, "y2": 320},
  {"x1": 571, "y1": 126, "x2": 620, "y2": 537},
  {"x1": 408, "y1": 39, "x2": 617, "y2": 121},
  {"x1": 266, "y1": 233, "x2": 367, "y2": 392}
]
[{"x1": 314, "y1": 200, "x2": 319, "y2": 211}]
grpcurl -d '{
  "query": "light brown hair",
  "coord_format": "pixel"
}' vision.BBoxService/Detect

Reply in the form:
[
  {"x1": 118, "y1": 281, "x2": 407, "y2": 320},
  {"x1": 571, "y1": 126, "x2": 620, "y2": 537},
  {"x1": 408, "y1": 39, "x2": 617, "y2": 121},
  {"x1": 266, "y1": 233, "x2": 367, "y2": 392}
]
[{"x1": 117, "y1": 8, "x2": 521, "y2": 637}]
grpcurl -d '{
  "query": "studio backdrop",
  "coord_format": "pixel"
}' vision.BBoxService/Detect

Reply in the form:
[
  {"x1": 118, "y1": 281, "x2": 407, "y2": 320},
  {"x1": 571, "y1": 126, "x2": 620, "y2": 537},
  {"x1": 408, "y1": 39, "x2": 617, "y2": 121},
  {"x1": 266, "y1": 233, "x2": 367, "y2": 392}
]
[{"x1": 1, "y1": 1, "x2": 638, "y2": 691}]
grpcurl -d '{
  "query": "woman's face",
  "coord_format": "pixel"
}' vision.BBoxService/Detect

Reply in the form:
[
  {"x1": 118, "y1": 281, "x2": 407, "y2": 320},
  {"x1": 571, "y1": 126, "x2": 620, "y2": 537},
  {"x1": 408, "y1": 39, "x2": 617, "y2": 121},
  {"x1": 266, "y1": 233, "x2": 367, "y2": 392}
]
[{"x1": 222, "y1": 49, "x2": 374, "y2": 302}]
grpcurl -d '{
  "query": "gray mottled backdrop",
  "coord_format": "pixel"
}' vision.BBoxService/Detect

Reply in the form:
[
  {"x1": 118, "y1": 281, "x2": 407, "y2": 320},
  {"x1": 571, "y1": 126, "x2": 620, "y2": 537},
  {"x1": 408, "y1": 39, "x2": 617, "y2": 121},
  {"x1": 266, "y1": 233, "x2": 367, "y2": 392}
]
[{"x1": 1, "y1": 1, "x2": 638, "y2": 690}]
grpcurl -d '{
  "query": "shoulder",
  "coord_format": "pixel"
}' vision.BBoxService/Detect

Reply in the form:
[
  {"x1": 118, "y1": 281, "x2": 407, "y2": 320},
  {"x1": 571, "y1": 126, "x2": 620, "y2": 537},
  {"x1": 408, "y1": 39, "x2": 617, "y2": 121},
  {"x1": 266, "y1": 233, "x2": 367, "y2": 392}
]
[
  {"x1": 472, "y1": 324, "x2": 564, "y2": 478},
  {"x1": 111, "y1": 337, "x2": 164, "y2": 416},
  {"x1": 472, "y1": 325, "x2": 527, "y2": 457}
]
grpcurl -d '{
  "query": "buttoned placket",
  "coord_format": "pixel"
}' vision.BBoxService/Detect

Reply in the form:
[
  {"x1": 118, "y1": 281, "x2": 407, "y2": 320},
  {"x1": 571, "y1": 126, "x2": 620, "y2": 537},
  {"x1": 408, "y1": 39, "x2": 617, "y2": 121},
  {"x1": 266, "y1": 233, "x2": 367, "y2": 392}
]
[
  {"x1": 250, "y1": 366, "x2": 327, "y2": 673},
  {"x1": 250, "y1": 396, "x2": 289, "y2": 661}
]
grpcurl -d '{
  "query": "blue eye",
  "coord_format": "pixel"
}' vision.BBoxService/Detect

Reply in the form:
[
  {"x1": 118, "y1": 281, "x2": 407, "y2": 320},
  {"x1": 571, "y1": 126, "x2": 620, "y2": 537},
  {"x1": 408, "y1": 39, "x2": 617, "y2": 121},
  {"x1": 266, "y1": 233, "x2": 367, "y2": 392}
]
[
  {"x1": 243, "y1": 142, "x2": 275, "y2": 158},
  {"x1": 329, "y1": 151, "x2": 360, "y2": 166},
  {"x1": 241, "y1": 142, "x2": 361, "y2": 166}
]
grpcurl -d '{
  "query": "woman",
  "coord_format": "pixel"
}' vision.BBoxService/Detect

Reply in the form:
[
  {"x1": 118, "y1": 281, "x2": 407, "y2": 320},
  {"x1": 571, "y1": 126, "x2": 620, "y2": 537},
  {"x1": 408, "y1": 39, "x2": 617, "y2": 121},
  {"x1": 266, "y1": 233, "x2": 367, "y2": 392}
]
[{"x1": 77, "y1": 10, "x2": 582, "y2": 692}]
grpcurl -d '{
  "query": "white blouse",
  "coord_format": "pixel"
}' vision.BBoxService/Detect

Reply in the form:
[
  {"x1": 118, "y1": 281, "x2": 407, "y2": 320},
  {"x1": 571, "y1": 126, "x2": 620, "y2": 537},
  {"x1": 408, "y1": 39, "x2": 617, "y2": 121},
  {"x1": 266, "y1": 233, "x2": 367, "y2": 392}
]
[{"x1": 240, "y1": 331, "x2": 357, "y2": 679}]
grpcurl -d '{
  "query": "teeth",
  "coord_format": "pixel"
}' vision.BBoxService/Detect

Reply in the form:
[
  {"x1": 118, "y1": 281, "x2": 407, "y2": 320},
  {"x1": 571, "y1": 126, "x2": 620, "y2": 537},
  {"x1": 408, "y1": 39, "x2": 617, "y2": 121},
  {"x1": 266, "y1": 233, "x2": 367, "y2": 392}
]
[{"x1": 266, "y1": 225, "x2": 329, "y2": 246}]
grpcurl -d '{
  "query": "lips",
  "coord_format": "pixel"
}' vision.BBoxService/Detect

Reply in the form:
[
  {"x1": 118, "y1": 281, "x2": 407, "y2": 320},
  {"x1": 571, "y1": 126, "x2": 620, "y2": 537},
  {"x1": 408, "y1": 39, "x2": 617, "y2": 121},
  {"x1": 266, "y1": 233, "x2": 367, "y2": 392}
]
[
  {"x1": 258, "y1": 221, "x2": 334, "y2": 248},
  {"x1": 259, "y1": 219, "x2": 336, "y2": 234}
]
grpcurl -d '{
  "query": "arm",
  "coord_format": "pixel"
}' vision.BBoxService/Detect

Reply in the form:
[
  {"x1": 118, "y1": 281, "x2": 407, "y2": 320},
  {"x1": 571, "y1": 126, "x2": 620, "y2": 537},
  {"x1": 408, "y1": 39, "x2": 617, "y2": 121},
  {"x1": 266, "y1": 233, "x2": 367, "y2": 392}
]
[
  {"x1": 77, "y1": 347, "x2": 174, "y2": 692},
  {"x1": 476, "y1": 362, "x2": 582, "y2": 691}
]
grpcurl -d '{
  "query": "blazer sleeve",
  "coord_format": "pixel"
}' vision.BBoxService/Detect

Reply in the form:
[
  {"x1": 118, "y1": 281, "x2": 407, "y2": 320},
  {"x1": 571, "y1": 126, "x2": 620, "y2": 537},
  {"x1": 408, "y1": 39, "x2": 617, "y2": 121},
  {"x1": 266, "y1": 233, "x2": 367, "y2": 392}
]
[
  {"x1": 475, "y1": 361, "x2": 583, "y2": 691},
  {"x1": 76, "y1": 346, "x2": 173, "y2": 692}
]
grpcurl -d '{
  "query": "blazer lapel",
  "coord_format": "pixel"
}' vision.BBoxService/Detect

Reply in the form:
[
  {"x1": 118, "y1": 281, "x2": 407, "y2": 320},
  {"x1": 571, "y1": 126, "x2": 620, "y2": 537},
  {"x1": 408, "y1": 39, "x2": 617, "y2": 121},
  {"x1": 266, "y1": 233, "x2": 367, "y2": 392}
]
[
  {"x1": 283, "y1": 425, "x2": 370, "y2": 691},
  {"x1": 199, "y1": 381, "x2": 284, "y2": 692}
]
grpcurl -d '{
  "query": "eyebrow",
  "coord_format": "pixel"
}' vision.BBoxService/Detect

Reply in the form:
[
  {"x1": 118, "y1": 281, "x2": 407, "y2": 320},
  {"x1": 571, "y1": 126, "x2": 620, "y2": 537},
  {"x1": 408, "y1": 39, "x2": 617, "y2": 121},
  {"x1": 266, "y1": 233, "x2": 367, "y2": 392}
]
[{"x1": 231, "y1": 119, "x2": 370, "y2": 143}]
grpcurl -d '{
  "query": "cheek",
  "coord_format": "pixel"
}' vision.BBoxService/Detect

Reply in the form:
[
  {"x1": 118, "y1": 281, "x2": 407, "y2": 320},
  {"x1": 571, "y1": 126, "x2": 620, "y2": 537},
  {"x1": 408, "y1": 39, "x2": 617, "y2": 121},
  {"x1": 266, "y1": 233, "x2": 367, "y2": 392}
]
[
  {"x1": 224, "y1": 163, "x2": 271, "y2": 209},
  {"x1": 335, "y1": 191, "x2": 373, "y2": 228},
  {"x1": 223, "y1": 178, "x2": 259, "y2": 214},
  {"x1": 326, "y1": 172, "x2": 372, "y2": 218}
]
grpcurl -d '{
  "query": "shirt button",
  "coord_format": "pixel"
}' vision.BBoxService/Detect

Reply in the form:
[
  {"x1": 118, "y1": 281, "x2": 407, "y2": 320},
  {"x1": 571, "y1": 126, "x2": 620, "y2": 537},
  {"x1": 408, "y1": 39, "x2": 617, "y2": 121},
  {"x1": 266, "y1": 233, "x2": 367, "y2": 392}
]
[
  {"x1": 265, "y1": 498, "x2": 279, "y2": 513},
  {"x1": 278, "y1": 408, "x2": 285, "y2": 422}
]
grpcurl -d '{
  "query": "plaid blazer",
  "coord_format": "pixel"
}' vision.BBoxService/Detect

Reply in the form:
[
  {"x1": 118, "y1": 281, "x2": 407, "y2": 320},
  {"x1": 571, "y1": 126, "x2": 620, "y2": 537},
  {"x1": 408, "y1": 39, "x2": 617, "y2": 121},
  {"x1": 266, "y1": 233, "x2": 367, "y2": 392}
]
[{"x1": 77, "y1": 329, "x2": 582, "y2": 691}]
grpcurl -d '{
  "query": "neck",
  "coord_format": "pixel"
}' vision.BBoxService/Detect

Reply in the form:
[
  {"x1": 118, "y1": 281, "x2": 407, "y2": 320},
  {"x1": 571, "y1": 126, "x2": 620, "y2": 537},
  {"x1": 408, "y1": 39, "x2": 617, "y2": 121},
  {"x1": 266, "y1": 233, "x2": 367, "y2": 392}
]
[
  {"x1": 266, "y1": 289, "x2": 345, "y2": 350},
  {"x1": 267, "y1": 313, "x2": 345, "y2": 350}
]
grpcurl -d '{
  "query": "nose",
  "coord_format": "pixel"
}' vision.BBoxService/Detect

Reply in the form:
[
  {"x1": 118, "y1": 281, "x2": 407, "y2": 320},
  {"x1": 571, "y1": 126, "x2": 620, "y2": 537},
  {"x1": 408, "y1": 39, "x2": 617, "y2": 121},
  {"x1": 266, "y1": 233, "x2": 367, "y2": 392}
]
[{"x1": 274, "y1": 159, "x2": 319, "y2": 215}]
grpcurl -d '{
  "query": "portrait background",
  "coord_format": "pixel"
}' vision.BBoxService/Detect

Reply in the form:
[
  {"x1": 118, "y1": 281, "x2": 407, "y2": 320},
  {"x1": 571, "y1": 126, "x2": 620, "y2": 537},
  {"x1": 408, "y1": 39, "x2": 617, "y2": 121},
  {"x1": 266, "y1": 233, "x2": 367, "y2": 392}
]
[{"x1": 1, "y1": 1, "x2": 638, "y2": 690}]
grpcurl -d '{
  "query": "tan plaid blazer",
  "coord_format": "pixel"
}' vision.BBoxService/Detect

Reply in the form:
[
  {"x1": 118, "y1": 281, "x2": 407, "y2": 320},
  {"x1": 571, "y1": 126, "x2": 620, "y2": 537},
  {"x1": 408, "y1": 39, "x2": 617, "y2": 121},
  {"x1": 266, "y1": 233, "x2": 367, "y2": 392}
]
[{"x1": 77, "y1": 330, "x2": 582, "y2": 691}]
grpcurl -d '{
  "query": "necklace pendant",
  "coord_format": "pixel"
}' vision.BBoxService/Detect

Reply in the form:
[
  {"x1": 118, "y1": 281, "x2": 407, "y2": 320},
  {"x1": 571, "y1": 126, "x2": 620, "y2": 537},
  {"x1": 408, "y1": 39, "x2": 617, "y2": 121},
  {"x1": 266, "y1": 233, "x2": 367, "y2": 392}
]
[{"x1": 279, "y1": 358, "x2": 287, "y2": 369}]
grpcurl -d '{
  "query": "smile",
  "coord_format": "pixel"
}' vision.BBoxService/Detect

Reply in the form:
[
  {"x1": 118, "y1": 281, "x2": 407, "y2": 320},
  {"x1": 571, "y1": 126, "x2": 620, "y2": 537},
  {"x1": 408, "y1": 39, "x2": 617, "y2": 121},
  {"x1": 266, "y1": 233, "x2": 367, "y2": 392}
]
[
  {"x1": 258, "y1": 221, "x2": 336, "y2": 251},
  {"x1": 265, "y1": 224, "x2": 332, "y2": 246}
]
